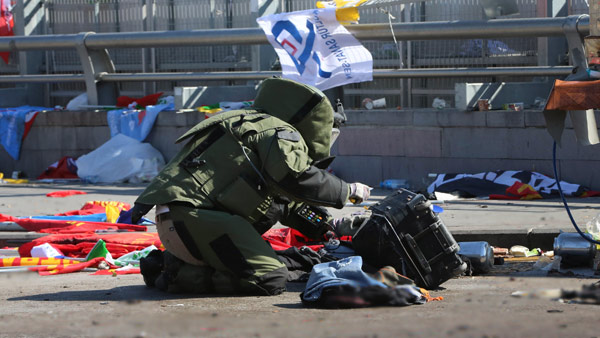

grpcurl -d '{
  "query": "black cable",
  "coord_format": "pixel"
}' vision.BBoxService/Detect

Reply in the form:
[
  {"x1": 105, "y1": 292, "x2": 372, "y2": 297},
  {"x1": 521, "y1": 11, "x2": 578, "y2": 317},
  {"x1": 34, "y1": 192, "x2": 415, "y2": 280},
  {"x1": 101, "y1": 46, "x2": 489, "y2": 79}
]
[{"x1": 552, "y1": 141, "x2": 600, "y2": 245}]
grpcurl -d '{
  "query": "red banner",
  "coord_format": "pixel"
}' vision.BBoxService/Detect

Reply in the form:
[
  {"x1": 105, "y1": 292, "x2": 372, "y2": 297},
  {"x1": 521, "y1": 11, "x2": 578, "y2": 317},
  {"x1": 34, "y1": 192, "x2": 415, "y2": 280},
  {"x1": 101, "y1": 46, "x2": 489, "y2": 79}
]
[
  {"x1": 0, "y1": 0, "x2": 14, "y2": 64},
  {"x1": 18, "y1": 232, "x2": 163, "y2": 258}
]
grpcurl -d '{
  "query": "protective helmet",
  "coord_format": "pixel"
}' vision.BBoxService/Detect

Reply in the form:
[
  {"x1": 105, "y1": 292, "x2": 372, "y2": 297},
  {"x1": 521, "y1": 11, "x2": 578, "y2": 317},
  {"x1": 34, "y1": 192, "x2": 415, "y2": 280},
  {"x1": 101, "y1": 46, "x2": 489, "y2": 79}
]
[{"x1": 253, "y1": 78, "x2": 334, "y2": 161}]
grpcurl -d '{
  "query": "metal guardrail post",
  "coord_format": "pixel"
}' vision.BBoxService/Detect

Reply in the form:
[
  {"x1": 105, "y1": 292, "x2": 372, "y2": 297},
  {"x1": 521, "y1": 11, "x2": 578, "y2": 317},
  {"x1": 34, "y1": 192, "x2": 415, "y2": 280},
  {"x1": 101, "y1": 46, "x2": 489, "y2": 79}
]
[
  {"x1": 557, "y1": 15, "x2": 600, "y2": 146},
  {"x1": 74, "y1": 32, "x2": 118, "y2": 106}
]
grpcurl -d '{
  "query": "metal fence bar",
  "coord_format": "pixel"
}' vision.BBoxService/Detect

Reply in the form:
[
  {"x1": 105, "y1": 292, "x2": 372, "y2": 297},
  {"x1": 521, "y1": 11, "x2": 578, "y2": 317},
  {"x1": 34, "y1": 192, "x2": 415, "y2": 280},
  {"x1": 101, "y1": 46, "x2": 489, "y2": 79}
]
[
  {"x1": 95, "y1": 66, "x2": 573, "y2": 81},
  {"x1": 0, "y1": 74, "x2": 84, "y2": 83},
  {"x1": 0, "y1": 65, "x2": 571, "y2": 83}
]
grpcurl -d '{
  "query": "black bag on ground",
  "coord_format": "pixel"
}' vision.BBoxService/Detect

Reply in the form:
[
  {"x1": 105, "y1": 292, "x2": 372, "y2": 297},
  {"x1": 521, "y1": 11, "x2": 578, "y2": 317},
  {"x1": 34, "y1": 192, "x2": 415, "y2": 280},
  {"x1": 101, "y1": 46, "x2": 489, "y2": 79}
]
[{"x1": 352, "y1": 189, "x2": 467, "y2": 289}]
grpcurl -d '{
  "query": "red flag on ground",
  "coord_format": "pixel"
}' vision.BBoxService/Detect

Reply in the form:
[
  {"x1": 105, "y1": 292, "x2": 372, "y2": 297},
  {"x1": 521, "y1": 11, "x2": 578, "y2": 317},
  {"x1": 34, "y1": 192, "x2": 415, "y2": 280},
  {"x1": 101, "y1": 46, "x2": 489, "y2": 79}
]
[
  {"x1": 56, "y1": 200, "x2": 131, "y2": 216},
  {"x1": 489, "y1": 182, "x2": 543, "y2": 200},
  {"x1": 0, "y1": 212, "x2": 146, "y2": 234},
  {"x1": 0, "y1": 0, "x2": 14, "y2": 64},
  {"x1": 37, "y1": 156, "x2": 79, "y2": 180},
  {"x1": 261, "y1": 228, "x2": 325, "y2": 252},
  {"x1": 18, "y1": 232, "x2": 162, "y2": 258},
  {"x1": 32, "y1": 257, "x2": 117, "y2": 275},
  {"x1": 46, "y1": 190, "x2": 87, "y2": 198}
]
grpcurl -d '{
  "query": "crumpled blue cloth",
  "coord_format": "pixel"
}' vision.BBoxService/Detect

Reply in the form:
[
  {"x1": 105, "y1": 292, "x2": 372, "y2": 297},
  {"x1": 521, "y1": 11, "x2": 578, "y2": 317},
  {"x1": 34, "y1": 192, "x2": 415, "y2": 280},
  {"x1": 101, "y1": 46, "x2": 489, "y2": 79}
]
[
  {"x1": 29, "y1": 214, "x2": 107, "y2": 222},
  {"x1": 302, "y1": 256, "x2": 387, "y2": 302},
  {"x1": 0, "y1": 106, "x2": 49, "y2": 160},
  {"x1": 106, "y1": 100, "x2": 173, "y2": 141}
]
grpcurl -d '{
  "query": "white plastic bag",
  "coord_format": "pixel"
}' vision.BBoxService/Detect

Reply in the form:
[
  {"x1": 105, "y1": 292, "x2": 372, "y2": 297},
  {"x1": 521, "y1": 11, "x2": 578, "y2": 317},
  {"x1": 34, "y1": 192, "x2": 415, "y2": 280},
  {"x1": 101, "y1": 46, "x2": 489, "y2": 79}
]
[
  {"x1": 76, "y1": 134, "x2": 165, "y2": 183},
  {"x1": 30, "y1": 243, "x2": 64, "y2": 258},
  {"x1": 66, "y1": 93, "x2": 88, "y2": 110}
]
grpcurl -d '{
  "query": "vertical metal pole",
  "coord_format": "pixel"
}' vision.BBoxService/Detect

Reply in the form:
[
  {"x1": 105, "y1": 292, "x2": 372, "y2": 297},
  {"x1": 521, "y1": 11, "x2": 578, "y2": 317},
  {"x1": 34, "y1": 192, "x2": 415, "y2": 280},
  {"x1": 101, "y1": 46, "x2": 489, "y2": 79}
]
[
  {"x1": 94, "y1": 0, "x2": 100, "y2": 32},
  {"x1": 14, "y1": 0, "x2": 25, "y2": 74},
  {"x1": 75, "y1": 32, "x2": 118, "y2": 106},
  {"x1": 539, "y1": 0, "x2": 568, "y2": 67},
  {"x1": 209, "y1": 0, "x2": 216, "y2": 66},
  {"x1": 250, "y1": 0, "x2": 260, "y2": 86},
  {"x1": 15, "y1": 0, "x2": 46, "y2": 106},
  {"x1": 115, "y1": 0, "x2": 121, "y2": 33},
  {"x1": 149, "y1": 0, "x2": 157, "y2": 94},
  {"x1": 43, "y1": 0, "x2": 50, "y2": 107},
  {"x1": 142, "y1": 0, "x2": 147, "y2": 95},
  {"x1": 258, "y1": 0, "x2": 281, "y2": 72},
  {"x1": 590, "y1": 0, "x2": 600, "y2": 36},
  {"x1": 396, "y1": 4, "x2": 405, "y2": 109}
]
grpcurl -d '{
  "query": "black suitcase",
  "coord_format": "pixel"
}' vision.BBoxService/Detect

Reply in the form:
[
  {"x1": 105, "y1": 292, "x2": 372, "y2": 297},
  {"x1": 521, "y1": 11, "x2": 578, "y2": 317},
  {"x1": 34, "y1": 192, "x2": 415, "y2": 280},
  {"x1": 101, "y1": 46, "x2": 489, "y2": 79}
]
[{"x1": 352, "y1": 189, "x2": 467, "y2": 289}]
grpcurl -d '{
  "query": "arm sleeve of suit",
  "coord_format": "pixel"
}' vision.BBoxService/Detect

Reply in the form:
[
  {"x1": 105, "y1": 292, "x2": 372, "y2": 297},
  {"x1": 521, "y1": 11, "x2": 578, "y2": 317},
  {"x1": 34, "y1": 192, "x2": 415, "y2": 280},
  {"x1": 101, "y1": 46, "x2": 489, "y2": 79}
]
[{"x1": 246, "y1": 126, "x2": 350, "y2": 209}]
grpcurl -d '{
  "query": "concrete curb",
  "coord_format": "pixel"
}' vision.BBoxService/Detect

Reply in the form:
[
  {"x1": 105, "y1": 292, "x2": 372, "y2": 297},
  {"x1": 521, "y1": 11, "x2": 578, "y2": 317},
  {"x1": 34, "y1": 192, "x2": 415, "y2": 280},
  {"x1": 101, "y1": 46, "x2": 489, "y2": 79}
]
[{"x1": 452, "y1": 229, "x2": 561, "y2": 251}]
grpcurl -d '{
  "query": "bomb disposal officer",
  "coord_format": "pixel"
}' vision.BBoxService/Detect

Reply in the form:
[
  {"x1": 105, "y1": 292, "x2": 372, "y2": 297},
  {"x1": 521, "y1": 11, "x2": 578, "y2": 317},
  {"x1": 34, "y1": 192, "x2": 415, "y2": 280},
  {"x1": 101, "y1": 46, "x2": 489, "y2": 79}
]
[{"x1": 125, "y1": 78, "x2": 371, "y2": 295}]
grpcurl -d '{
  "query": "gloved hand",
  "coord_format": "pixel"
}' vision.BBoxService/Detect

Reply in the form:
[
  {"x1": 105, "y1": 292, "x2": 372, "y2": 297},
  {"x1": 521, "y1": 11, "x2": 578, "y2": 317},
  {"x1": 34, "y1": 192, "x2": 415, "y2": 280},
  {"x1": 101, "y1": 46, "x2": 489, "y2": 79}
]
[
  {"x1": 330, "y1": 210, "x2": 371, "y2": 237},
  {"x1": 349, "y1": 182, "x2": 371, "y2": 204},
  {"x1": 117, "y1": 203, "x2": 154, "y2": 224},
  {"x1": 117, "y1": 203, "x2": 152, "y2": 224},
  {"x1": 117, "y1": 208, "x2": 135, "y2": 224}
]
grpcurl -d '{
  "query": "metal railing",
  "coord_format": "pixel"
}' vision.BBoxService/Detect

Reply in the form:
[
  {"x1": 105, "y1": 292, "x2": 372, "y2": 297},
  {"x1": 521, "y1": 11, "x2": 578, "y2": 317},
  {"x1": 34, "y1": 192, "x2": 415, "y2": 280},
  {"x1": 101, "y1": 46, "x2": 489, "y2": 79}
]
[{"x1": 0, "y1": 14, "x2": 590, "y2": 105}]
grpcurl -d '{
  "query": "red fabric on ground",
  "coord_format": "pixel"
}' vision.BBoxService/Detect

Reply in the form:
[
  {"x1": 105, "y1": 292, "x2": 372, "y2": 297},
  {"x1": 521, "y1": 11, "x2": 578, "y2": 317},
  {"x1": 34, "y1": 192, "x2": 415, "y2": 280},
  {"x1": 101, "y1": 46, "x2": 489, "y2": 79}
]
[
  {"x1": 3, "y1": 215, "x2": 146, "y2": 233},
  {"x1": 37, "y1": 156, "x2": 79, "y2": 180},
  {"x1": 116, "y1": 92, "x2": 163, "y2": 108},
  {"x1": 489, "y1": 182, "x2": 542, "y2": 200},
  {"x1": 19, "y1": 233, "x2": 162, "y2": 259},
  {"x1": 32, "y1": 257, "x2": 117, "y2": 275},
  {"x1": 262, "y1": 228, "x2": 325, "y2": 252},
  {"x1": 581, "y1": 190, "x2": 600, "y2": 197},
  {"x1": 92, "y1": 267, "x2": 141, "y2": 275},
  {"x1": 0, "y1": 213, "x2": 18, "y2": 222},
  {"x1": 55, "y1": 201, "x2": 131, "y2": 216},
  {"x1": 0, "y1": 257, "x2": 81, "y2": 267},
  {"x1": 46, "y1": 190, "x2": 87, "y2": 198}
]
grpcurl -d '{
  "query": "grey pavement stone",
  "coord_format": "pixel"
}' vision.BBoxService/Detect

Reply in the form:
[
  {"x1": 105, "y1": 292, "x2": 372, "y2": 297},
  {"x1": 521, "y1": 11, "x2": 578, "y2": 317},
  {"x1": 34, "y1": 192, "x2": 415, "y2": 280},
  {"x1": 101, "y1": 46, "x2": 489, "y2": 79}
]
[
  {"x1": 413, "y1": 110, "x2": 438, "y2": 126},
  {"x1": 486, "y1": 110, "x2": 525, "y2": 128},
  {"x1": 555, "y1": 159, "x2": 600, "y2": 190},
  {"x1": 337, "y1": 127, "x2": 405, "y2": 156},
  {"x1": 74, "y1": 126, "x2": 110, "y2": 151},
  {"x1": 402, "y1": 127, "x2": 442, "y2": 158},
  {"x1": 437, "y1": 109, "x2": 486, "y2": 127},
  {"x1": 36, "y1": 110, "x2": 107, "y2": 127},
  {"x1": 442, "y1": 127, "x2": 509, "y2": 158},
  {"x1": 345, "y1": 110, "x2": 413, "y2": 126},
  {"x1": 23, "y1": 126, "x2": 76, "y2": 151},
  {"x1": 155, "y1": 110, "x2": 189, "y2": 127},
  {"x1": 505, "y1": 128, "x2": 555, "y2": 160},
  {"x1": 329, "y1": 155, "x2": 383, "y2": 186},
  {"x1": 524, "y1": 110, "x2": 547, "y2": 127}
]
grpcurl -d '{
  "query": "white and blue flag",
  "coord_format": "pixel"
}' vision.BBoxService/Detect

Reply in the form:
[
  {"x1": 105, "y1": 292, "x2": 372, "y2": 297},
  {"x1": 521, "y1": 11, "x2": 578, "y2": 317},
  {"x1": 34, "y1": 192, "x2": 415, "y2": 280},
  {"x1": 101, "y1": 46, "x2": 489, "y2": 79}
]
[{"x1": 257, "y1": 8, "x2": 372, "y2": 91}]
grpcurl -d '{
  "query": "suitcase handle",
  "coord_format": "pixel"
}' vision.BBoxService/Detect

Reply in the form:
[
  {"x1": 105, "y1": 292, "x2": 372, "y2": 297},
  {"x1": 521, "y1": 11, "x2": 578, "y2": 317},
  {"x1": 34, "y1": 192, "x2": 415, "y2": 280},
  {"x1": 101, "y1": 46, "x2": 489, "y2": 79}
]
[
  {"x1": 402, "y1": 234, "x2": 433, "y2": 275},
  {"x1": 376, "y1": 213, "x2": 433, "y2": 278}
]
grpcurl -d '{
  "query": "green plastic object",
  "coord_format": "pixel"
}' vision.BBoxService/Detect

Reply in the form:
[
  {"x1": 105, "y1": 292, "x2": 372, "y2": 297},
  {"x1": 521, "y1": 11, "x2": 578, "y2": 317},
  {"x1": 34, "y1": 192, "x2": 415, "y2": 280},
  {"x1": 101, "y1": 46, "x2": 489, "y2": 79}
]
[{"x1": 85, "y1": 239, "x2": 115, "y2": 264}]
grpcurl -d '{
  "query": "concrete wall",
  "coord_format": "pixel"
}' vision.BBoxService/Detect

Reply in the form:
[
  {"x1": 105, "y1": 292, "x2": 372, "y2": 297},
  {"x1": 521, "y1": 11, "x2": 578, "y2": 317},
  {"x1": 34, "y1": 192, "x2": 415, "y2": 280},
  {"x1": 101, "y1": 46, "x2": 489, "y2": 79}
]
[{"x1": 2, "y1": 108, "x2": 600, "y2": 191}]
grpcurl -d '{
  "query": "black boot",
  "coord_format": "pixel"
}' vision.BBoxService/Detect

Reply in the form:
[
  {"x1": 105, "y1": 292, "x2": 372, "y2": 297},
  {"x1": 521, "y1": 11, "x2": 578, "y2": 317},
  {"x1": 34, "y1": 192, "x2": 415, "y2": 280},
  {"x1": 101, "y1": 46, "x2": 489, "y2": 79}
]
[
  {"x1": 139, "y1": 249, "x2": 164, "y2": 288},
  {"x1": 154, "y1": 251, "x2": 185, "y2": 292}
]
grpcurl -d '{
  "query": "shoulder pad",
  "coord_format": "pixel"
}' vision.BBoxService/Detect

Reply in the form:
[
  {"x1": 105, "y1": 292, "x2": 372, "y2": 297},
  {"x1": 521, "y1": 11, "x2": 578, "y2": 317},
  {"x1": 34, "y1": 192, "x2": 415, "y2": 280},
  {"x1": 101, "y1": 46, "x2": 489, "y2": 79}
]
[
  {"x1": 176, "y1": 109, "x2": 257, "y2": 144},
  {"x1": 276, "y1": 129, "x2": 302, "y2": 142}
]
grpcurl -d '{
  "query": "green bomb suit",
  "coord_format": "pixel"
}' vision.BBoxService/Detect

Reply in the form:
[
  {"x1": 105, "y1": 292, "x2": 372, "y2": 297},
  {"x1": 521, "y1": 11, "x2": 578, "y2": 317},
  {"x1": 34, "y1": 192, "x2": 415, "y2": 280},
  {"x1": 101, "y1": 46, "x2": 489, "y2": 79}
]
[{"x1": 135, "y1": 79, "x2": 352, "y2": 296}]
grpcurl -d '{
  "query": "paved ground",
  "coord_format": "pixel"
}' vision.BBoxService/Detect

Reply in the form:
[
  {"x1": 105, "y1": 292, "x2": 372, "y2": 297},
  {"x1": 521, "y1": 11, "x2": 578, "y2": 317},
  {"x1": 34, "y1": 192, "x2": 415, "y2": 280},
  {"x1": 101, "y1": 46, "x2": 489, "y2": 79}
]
[{"x1": 1, "y1": 182, "x2": 600, "y2": 337}]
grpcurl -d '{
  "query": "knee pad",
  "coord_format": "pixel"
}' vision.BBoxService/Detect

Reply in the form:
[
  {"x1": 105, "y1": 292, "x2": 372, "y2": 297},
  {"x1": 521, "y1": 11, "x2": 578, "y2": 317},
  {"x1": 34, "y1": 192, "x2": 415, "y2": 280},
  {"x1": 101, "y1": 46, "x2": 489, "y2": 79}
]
[{"x1": 252, "y1": 266, "x2": 289, "y2": 296}]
